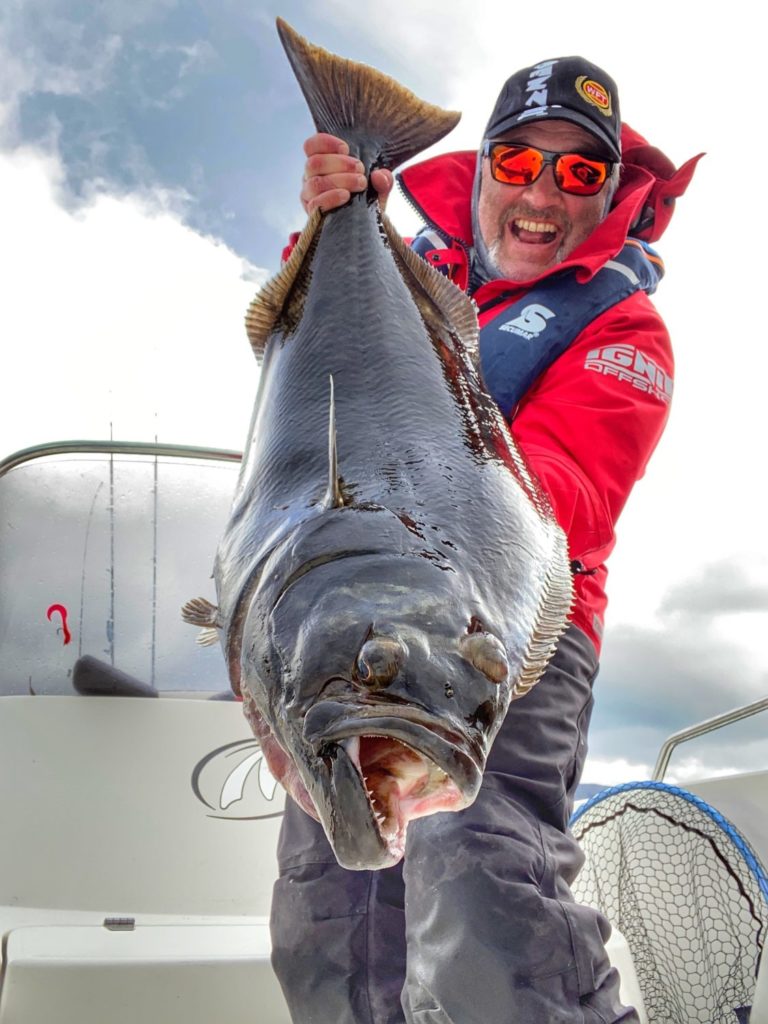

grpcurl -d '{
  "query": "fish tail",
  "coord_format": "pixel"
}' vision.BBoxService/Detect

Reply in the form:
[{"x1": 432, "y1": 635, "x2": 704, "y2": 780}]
[{"x1": 276, "y1": 18, "x2": 460, "y2": 170}]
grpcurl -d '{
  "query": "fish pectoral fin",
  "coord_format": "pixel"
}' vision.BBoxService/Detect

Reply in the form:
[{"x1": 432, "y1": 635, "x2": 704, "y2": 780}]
[
  {"x1": 181, "y1": 596, "x2": 221, "y2": 628},
  {"x1": 245, "y1": 209, "x2": 323, "y2": 358},
  {"x1": 380, "y1": 211, "x2": 479, "y2": 361}
]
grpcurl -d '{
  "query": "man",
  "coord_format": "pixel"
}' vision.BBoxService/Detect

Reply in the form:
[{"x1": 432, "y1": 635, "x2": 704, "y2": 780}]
[{"x1": 272, "y1": 57, "x2": 700, "y2": 1024}]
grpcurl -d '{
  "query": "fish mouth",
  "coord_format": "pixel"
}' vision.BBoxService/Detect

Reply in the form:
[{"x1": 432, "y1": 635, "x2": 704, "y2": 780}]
[{"x1": 305, "y1": 700, "x2": 482, "y2": 868}]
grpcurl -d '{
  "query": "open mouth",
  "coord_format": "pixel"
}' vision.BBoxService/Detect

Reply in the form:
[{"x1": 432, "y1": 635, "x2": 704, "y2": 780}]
[
  {"x1": 510, "y1": 217, "x2": 559, "y2": 246},
  {"x1": 303, "y1": 701, "x2": 483, "y2": 867},
  {"x1": 340, "y1": 733, "x2": 466, "y2": 861}
]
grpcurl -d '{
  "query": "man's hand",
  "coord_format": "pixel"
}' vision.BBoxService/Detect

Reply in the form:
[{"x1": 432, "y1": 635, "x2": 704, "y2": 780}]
[{"x1": 300, "y1": 133, "x2": 394, "y2": 214}]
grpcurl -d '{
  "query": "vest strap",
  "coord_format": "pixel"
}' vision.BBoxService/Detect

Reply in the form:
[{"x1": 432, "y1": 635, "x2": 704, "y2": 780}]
[{"x1": 478, "y1": 240, "x2": 664, "y2": 417}]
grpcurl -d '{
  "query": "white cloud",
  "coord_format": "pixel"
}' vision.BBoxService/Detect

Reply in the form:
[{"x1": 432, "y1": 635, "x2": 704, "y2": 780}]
[
  {"x1": 0, "y1": 144, "x2": 269, "y2": 456},
  {"x1": 581, "y1": 756, "x2": 651, "y2": 787},
  {"x1": 665, "y1": 757, "x2": 742, "y2": 785},
  {"x1": 0, "y1": 19, "x2": 122, "y2": 145}
]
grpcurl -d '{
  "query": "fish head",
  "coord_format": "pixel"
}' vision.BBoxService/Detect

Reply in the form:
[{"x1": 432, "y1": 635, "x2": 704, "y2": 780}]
[{"x1": 239, "y1": 551, "x2": 519, "y2": 869}]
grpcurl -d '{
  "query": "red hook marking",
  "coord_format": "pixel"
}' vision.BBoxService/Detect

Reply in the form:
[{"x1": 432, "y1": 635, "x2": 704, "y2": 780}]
[{"x1": 46, "y1": 604, "x2": 72, "y2": 645}]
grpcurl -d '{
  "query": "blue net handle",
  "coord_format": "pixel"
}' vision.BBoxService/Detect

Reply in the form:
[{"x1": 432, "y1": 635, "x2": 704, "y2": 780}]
[{"x1": 570, "y1": 780, "x2": 768, "y2": 904}]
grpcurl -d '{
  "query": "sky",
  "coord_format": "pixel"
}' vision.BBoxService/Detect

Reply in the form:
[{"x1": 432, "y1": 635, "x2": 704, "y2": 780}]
[{"x1": 1, "y1": 0, "x2": 766, "y2": 787}]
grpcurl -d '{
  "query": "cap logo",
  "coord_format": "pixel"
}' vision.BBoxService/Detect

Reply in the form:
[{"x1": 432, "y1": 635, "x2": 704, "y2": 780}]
[
  {"x1": 524, "y1": 60, "x2": 557, "y2": 110},
  {"x1": 575, "y1": 76, "x2": 612, "y2": 116}
]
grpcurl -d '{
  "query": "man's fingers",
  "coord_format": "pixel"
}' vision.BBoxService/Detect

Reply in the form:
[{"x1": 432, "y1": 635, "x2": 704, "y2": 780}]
[
  {"x1": 303, "y1": 133, "x2": 349, "y2": 157},
  {"x1": 371, "y1": 168, "x2": 394, "y2": 199},
  {"x1": 301, "y1": 172, "x2": 367, "y2": 211},
  {"x1": 305, "y1": 188, "x2": 354, "y2": 214},
  {"x1": 304, "y1": 152, "x2": 365, "y2": 179},
  {"x1": 302, "y1": 172, "x2": 367, "y2": 197},
  {"x1": 299, "y1": 135, "x2": 395, "y2": 215}
]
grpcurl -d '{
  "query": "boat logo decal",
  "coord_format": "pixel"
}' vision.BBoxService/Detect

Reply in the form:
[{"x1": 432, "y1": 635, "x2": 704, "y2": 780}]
[{"x1": 191, "y1": 738, "x2": 284, "y2": 820}]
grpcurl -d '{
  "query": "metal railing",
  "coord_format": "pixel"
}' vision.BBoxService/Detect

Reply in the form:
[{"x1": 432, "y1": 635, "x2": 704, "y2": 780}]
[
  {"x1": 0, "y1": 440, "x2": 243, "y2": 479},
  {"x1": 652, "y1": 695, "x2": 768, "y2": 781}
]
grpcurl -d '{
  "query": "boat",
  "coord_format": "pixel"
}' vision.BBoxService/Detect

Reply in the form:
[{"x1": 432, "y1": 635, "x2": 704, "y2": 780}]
[
  {"x1": 1, "y1": 440, "x2": 765, "y2": 1022},
  {"x1": 0, "y1": 441, "x2": 290, "y2": 1023}
]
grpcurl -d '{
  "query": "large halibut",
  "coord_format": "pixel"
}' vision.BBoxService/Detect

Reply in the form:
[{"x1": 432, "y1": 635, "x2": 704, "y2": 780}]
[{"x1": 185, "y1": 19, "x2": 573, "y2": 870}]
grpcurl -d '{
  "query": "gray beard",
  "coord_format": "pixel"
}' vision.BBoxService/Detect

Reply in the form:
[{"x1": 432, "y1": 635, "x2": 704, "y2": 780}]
[
  {"x1": 486, "y1": 233, "x2": 569, "y2": 279},
  {"x1": 471, "y1": 149, "x2": 571, "y2": 284}
]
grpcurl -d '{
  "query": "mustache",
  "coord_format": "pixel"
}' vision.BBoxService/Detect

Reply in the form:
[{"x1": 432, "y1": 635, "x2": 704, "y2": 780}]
[{"x1": 495, "y1": 202, "x2": 571, "y2": 237}]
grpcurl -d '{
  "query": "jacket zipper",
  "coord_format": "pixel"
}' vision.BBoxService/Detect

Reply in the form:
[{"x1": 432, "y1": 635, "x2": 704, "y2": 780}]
[{"x1": 395, "y1": 173, "x2": 472, "y2": 261}]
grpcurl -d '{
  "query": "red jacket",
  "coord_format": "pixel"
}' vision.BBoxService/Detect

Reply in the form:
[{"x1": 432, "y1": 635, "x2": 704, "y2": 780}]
[{"x1": 397, "y1": 127, "x2": 701, "y2": 652}]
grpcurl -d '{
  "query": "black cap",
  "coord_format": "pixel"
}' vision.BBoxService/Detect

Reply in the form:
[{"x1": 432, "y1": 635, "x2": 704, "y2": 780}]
[{"x1": 484, "y1": 57, "x2": 621, "y2": 161}]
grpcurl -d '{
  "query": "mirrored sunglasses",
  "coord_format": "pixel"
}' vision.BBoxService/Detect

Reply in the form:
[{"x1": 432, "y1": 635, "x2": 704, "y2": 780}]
[{"x1": 483, "y1": 141, "x2": 614, "y2": 197}]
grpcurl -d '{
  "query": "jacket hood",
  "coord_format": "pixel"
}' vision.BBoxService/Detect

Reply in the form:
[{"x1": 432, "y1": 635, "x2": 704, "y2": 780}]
[{"x1": 397, "y1": 123, "x2": 702, "y2": 287}]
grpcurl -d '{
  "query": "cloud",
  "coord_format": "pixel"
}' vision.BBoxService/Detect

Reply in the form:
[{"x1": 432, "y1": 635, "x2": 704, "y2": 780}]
[
  {"x1": 0, "y1": 3, "x2": 125, "y2": 142},
  {"x1": 0, "y1": 143, "x2": 268, "y2": 456},
  {"x1": 585, "y1": 611, "x2": 768, "y2": 785},
  {"x1": 659, "y1": 558, "x2": 768, "y2": 619},
  {"x1": 595, "y1": 623, "x2": 758, "y2": 731},
  {"x1": 580, "y1": 756, "x2": 651, "y2": 787}
]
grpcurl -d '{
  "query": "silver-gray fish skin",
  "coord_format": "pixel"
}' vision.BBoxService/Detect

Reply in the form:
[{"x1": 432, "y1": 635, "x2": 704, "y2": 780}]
[{"x1": 201, "y1": 19, "x2": 573, "y2": 870}]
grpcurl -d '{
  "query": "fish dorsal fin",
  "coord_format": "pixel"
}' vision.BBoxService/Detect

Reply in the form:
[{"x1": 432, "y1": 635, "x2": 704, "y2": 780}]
[
  {"x1": 245, "y1": 209, "x2": 323, "y2": 358},
  {"x1": 380, "y1": 210, "x2": 479, "y2": 360},
  {"x1": 276, "y1": 18, "x2": 459, "y2": 171},
  {"x1": 326, "y1": 374, "x2": 344, "y2": 509}
]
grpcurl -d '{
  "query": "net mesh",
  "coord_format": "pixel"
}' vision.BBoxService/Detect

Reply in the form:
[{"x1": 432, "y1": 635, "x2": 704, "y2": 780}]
[{"x1": 571, "y1": 782, "x2": 768, "y2": 1023}]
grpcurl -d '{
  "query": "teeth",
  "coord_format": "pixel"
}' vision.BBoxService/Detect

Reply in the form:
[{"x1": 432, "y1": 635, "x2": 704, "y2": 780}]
[{"x1": 514, "y1": 218, "x2": 557, "y2": 234}]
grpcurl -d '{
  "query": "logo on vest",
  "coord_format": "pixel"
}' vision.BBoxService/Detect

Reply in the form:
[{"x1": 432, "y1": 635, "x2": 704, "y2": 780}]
[
  {"x1": 499, "y1": 303, "x2": 556, "y2": 340},
  {"x1": 585, "y1": 343, "x2": 673, "y2": 403}
]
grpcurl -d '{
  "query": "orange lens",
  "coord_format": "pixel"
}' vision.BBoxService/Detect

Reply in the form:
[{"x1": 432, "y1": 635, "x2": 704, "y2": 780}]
[
  {"x1": 555, "y1": 153, "x2": 609, "y2": 196},
  {"x1": 487, "y1": 144, "x2": 610, "y2": 197},
  {"x1": 489, "y1": 146, "x2": 544, "y2": 186}
]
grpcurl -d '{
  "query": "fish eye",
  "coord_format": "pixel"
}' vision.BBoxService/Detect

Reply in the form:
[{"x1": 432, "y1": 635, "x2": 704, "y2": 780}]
[
  {"x1": 356, "y1": 635, "x2": 407, "y2": 687},
  {"x1": 459, "y1": 632, "x2": 509, "y2": 684}
]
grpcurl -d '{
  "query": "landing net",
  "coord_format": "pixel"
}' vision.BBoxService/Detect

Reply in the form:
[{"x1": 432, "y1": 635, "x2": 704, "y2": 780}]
[{"x1": 571, "y1": 781, "x2": 768, "y2": 1023}]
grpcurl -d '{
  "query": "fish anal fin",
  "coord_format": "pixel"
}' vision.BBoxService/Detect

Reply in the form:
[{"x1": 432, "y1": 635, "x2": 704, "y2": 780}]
[
  {"x1": 380, "y1": 211, "x2": 479, "y2": 360},
  {"x1": 511, "y1": 531, "x2": 575, "y2": 701},
  {"x1": 245, "y1": 209, "x2": 323, "y2": 358}
]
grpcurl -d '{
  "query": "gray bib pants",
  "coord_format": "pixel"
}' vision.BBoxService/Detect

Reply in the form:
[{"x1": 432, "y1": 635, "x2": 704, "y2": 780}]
[{"x1": 270, "y1": 625, "x2": 639, "y2": 1023}]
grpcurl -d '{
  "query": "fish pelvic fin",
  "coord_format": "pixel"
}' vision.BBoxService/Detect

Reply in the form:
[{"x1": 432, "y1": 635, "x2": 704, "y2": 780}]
[
  {"x1": 195, "y1": 627, "x2": 220, "y2": 647},
  {"x1": 276, "y1": 18, "x2": 460, "y2": 171},
  {"x1": 245, "y1": 209, "x2": 323, "y2": 357},
  {"x1": 326, "y1": 374, "x2": 344, "y2": 509},
  {"x1": 182, "y1": 597, "x2": 223, "y2": 648}
]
